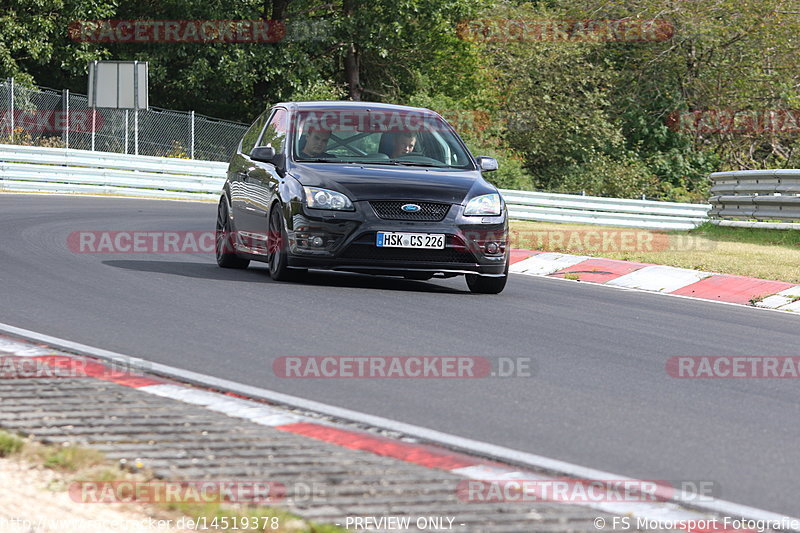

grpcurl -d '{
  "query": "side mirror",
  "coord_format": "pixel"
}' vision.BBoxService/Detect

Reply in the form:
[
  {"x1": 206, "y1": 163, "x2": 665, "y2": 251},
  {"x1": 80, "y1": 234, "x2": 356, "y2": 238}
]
[
  {"x1": 476, "y1": 156, "x2": 498, "y2": 172},
  {"x1": 251, "y1": 145, "x2": 276, "y2": 163}
]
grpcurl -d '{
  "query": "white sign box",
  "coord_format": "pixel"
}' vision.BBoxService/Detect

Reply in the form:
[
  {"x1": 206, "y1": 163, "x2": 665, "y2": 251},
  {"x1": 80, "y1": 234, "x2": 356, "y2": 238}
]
[{"x1": 88, "y1": 61, "x2": 149, "y2": 109}]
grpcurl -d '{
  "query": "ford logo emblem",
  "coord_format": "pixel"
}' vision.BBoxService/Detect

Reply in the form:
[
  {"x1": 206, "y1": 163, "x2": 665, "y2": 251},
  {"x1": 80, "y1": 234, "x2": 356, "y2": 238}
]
[{"x1": 401, "y1": 204, "x2": 421, "y2": 212}]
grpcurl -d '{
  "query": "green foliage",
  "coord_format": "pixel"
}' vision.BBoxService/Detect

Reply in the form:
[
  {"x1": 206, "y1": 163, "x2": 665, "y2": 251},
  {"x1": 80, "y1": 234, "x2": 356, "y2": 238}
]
[
  {"x1": 690, "y1": 222, "x2": 800, "y2": 248},
  {"x1": 43, "y1": 445, "x2": 104, "y2": 471},
  {"x1": 289, "y1": 79, "x2": 348, "y2": 102},
  {"x1": 0, "y1": 127, "x2": 67, "y2": 148},
  {"x1": 471, "y1": 144, "x2": 534, "y2": 190},
  {"x1": 4, "y1": 0, "x2": 798, "y2": 200},
  {"x1": 0, "y1": 431, "x2": 24, "y2": 457},
  {"x1": 0, "y1": 0, "x2": 115, "y2": 85}
]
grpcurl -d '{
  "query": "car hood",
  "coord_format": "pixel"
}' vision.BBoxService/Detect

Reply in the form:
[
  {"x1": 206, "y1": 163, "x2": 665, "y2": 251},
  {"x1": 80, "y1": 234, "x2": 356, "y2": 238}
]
[{"x1": 289, "y1": 163, "x2": 494, "y2": 204}]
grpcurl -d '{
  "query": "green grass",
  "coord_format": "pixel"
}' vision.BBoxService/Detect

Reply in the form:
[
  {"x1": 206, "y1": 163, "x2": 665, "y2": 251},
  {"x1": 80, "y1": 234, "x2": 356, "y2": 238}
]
[
  {"x1": 0, "y1": 431, "x2": 24, "y2": 457},
  {"x1": 510, "y1": 220, "x2": 800, "y2": 283},
  {"x1": 41, "y1": 446, "x2": 106, "y2": 471},
  {"x1": 689, "y1": 222, "x2": 800, "y2": 247}
]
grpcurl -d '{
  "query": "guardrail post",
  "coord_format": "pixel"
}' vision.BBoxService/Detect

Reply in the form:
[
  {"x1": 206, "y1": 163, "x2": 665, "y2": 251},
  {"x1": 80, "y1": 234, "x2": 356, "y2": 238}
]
[
  {"x1": 9, "y1": 77, "x2": 14, "y2": 143},
  {"x1": 63, "y1": 89, "x2": 70, "y2": 149},
  {"x1": 190, "y1": 110, "x2": 195, "y2": 159}
]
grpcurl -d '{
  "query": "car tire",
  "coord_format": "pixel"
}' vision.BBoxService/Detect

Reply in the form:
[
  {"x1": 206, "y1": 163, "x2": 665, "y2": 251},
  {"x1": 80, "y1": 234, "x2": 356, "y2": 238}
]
[
  {"x1": 216, "y1": 199, "x2": 250, "y2": 269},
  {"x1": 268, "y1": 206, "x2": 296, "y2": 282},
  {"x1": 466, "y1": 260, "x2": 508, "y2": 294}
]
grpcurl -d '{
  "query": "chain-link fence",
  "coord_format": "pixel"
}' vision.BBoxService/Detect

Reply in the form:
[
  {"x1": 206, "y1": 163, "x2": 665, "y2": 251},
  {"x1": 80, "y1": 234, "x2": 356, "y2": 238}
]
[{"x1": 0, "y1": 77, "x2": 248, "y2": 161}]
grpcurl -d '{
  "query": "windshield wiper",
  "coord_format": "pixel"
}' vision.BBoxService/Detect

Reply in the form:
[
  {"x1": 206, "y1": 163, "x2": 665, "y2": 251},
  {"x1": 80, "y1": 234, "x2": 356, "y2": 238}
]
[
  {"x1": 386, "y1": 160, "x2": 445, "y2": 168},
  {"x1": 297, "y1": 158, "x2": 385, "y2": 164}
]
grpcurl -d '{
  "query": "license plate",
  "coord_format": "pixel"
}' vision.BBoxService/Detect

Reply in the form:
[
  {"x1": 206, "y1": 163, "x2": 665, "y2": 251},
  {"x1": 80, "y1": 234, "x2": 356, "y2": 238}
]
[{"x1": 376, "y1": 232, "x2": 445, "y2": 249}]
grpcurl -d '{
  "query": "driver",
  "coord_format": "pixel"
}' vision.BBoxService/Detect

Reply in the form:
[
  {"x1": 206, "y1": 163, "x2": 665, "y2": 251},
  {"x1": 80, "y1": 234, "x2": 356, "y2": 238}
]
[{"x1": 298, "y1": 126, "x2": 335, "y2": 159}]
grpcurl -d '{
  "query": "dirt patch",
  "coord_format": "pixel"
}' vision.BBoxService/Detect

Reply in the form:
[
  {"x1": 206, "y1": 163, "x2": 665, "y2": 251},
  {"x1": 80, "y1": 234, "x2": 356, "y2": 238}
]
[{"x1": 0, "y1": 456, "x2": 191, "y2": 533}]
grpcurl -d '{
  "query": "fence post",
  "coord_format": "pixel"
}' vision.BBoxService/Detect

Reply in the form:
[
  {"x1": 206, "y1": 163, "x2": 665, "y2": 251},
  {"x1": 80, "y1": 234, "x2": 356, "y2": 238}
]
[
  {"x1": 91, "y1": 108, "x2": 96, "y2": 151},
  {"x1": 63, "y1": 89, "x2": 70, "y2": 149},
  {"x1": 190, "y1": 110, "x2": 195, "y2": 159},
  {"x1": 124, "y1": 109, "x2": 129, "y2": 154},
  {"x1": 133, "y1": 63, "x2": 139, "y2": 155},
  {"x1": 9, "y1": 77, "x2": 14, "y2": 143},
  {"x1": 134, "y1": 109, "x2": 139, "y2": 155}
]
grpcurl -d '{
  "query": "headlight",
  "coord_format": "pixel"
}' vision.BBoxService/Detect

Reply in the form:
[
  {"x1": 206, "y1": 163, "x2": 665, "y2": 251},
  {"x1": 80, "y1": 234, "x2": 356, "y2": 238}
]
[
  {"x1": 303, "y1": 187, "x2": 354, "y2": 210},
  {"x1": 464, "y1": 193, "x2": 501, "y2": 216}
]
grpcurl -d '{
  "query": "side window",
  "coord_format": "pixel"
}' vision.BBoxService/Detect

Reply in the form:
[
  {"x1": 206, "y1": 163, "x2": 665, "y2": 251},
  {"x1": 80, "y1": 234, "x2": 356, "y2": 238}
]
[
  {"x1": 240, "y1": 112, "x2": 269, "y2": 154},
  {"x1": 257, "y1": 109, "x2": 288, "y2": 153}
]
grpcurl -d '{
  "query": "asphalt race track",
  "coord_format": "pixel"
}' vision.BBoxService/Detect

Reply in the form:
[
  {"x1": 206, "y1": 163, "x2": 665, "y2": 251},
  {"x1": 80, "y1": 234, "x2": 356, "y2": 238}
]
[{"x1": 2, "y1": 194, "x2": 799, "y2": 516}]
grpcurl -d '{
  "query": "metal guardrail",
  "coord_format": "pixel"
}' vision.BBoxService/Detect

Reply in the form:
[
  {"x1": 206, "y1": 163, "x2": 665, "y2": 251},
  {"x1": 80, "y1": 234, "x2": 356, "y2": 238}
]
[
  {"x1": 709, "y1": 170, "x2": 800, "y2": 226},
  {"x1": 0, "y1": 144, "x2": 226, "y2": 201},
  {"x1": 500, "y1": 189, "x2": 710, "y2": 230},
  {"x1": 0, "y1": 144, "x2": 712, "y2": 229}
]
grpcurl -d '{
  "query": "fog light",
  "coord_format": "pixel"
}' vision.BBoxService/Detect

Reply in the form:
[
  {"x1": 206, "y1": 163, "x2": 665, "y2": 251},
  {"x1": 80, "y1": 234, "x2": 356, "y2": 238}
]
[
  {"x1": 311, "y1": 236, "x2": 325, "y2": 247},
  {"x1": 485, "y1": 242, "x2": 499, "y2": 254}
]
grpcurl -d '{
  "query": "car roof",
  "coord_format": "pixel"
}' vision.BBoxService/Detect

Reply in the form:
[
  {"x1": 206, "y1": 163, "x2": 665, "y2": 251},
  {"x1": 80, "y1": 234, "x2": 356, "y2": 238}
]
[{"x1": 273, "y1": 101, "x2": 441, "y2": 115}]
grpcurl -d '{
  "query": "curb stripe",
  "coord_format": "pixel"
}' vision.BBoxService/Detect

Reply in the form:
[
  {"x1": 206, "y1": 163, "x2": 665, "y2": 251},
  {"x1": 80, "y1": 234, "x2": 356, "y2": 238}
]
[
  {"x1": 139, "y1": 384, "x2": 309, "y2": 427},
  {"x1": 756, "y1": 286, "x2": 800, "y2": 309},
  {"x1": 510, "y1": 252, "x2": 589, "y2": 275},
  {"x1": 670, "y1": 275, "x2": 796, "y2": 306},
  {"x1": 275, "y1": 421, "x2": 495, "y2": 471},
  {"x1": 552, "y1": 257, "x2": 650, "y2": 284},
  {"x1": 508, "y1": 249, "x2": 800, "y2": 314},
  {"x1": 606, "y1": 265, "x2": 711, "y2": 293},
  {"x1": 30, "y1": 355, "x2": 164, "y2": 387},
  {"x1": 509, "y1": 249, "x2": 540, "y2": 265}
]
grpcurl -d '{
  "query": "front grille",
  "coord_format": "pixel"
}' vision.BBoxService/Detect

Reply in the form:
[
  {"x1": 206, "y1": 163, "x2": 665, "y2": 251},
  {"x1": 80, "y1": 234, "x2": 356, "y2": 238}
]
[
  {"x1": 370, "y1": 201, "x2": 451, "y2": 222},
  {"x1": 338, "y1": 234, "x2": 477, "y2": 264}
]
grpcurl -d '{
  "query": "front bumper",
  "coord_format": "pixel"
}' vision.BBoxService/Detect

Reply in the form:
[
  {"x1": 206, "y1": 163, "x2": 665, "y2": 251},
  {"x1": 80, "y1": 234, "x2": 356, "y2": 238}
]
[{"x1": 285, "y1": 200, "x2": 508, "y2": 276}]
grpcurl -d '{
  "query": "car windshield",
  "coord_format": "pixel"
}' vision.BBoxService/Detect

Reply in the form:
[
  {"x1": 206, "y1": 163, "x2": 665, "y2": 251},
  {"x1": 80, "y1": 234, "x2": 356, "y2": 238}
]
[{"x1": 292, "y1": 109, "x2": 474, "y2": 169}]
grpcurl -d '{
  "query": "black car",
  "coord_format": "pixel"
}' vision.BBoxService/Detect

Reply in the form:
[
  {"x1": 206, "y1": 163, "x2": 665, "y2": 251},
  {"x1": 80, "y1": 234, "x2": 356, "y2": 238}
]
[{"x1": 215, "y1": 101, "x2": 509, "y2": 294}]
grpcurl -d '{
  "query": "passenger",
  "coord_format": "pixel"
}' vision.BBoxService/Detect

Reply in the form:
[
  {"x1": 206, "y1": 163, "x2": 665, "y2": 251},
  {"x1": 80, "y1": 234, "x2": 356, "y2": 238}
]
[{"x1": 389, "y1": 132, "x2": 417, "y2": 158}]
